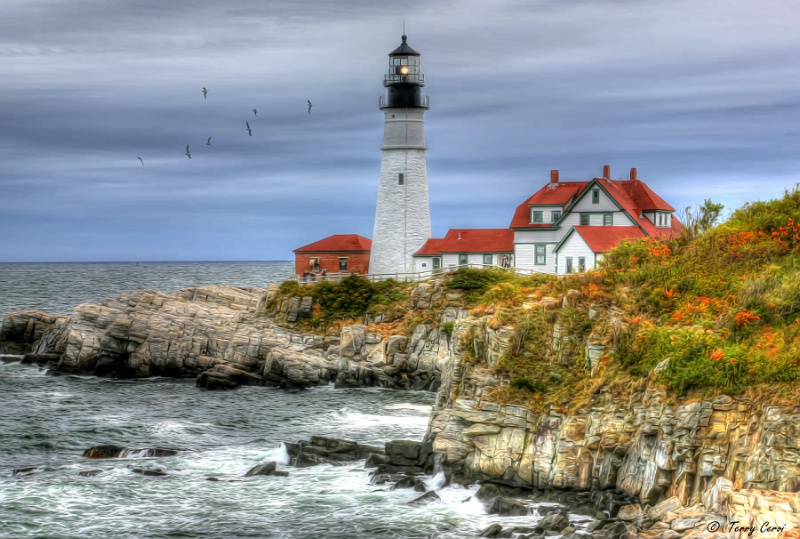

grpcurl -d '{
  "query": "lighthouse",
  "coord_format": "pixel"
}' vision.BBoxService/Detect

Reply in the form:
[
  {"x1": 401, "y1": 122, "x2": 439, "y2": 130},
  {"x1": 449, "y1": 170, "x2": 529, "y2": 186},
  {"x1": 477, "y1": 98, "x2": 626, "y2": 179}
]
[{"x1": 368, "y1": 34, "x2": 431, "y2": 276}]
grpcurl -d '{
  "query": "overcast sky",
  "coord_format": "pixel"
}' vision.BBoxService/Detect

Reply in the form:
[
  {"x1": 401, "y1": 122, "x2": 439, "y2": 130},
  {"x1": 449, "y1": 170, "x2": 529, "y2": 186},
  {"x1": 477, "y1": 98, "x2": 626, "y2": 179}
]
[{"x1": 2, "y1": 0, "x2": 799, "y2": 262}]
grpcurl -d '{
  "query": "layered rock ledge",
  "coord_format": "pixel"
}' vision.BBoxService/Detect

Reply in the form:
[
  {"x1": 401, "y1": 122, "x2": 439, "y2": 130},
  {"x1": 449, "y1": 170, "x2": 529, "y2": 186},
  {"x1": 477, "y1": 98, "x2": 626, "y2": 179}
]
[{"x1": 0, "y1": 285, "x2": 441, "y2": 389}]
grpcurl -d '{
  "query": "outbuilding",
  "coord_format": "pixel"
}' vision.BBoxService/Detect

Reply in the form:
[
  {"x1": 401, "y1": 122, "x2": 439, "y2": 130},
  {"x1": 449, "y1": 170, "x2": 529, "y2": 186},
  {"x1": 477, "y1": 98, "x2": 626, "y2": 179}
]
[{"x1": 293, "y1": 234, "x2": 372, "y2": 277}]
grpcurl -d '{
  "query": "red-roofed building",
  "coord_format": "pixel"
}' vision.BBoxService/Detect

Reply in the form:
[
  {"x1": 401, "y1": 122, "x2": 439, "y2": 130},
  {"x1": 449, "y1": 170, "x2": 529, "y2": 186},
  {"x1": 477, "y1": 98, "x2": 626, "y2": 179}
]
[
  {"x1": 553, "y1": 226, "x2": 645, "y2": 273},
  {"x1": 511, "y1": 166, "x2": 682, "y2": 273},
  {"x1": 413, "y1": 229, "x2": 514, "y2": 272},
  {"x1": 293, "y1": 234, "x2": 372, "y2": 276}
]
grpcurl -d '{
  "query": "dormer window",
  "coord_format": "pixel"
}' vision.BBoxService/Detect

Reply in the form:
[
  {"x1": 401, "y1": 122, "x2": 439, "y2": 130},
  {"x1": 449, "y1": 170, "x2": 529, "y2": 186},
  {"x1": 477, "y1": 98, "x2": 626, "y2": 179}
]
[
  {"x1": 531, "y1": 210, "x2": 543, "y2": 223},
  {"x1": 551, "y1": 211, "x2": 561, "y2": 222}
]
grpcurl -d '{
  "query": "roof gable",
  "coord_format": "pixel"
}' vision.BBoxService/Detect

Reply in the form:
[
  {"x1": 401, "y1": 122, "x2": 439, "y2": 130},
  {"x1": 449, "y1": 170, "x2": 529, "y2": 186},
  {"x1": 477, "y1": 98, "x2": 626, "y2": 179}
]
[
  {"x1": 294, "y1": 234, "x2": 372, "y2": 253},
  {"x1": 509, "y1": 181, "x2": 589, "y2": 229},
  {"x1": 570, "y1": 226, "x2": 645, "y2": 253}
]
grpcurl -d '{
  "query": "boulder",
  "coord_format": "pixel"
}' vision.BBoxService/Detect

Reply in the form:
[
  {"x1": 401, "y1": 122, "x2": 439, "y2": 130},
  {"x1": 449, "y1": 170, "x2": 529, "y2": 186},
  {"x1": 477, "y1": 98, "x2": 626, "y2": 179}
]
[
  {"x1": 407, "y1": 490, "x2": 440, "y2": 505},
  {"x1": 617, "y1": 504, "x2": 644, "y2": 521},
  {"x1": 287, "y1": 436, "x2": 384, "y2": 468},
  {"x1": 479, "y1": 523, "x2": 503, "y2": 538},
  {"x1": 536, "y1": 513, "x2": 569, "y2": 533},
  {"x1": 196, "y1": 363, "x2": 262, "y2": 390},
  {"x1": 244, "y1": 461, "x2": 288, "y2": 477}
]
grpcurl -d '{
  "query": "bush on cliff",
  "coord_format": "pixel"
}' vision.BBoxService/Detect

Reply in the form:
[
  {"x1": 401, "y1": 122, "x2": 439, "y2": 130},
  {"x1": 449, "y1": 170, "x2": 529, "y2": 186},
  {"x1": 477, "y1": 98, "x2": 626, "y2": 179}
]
[
  {"x1": 481, "y1": 188, "x2": 800, "y2": 406},
  {"x1": 597, "y1": 187, "x2": 800, "y2": 396}
]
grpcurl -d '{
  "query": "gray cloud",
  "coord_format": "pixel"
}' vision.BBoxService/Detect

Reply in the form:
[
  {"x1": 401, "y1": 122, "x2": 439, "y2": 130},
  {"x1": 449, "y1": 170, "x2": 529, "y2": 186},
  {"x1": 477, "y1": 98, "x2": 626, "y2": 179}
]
[{"x1": 1, "y1": 0, "x2": 799, "y2": 261}]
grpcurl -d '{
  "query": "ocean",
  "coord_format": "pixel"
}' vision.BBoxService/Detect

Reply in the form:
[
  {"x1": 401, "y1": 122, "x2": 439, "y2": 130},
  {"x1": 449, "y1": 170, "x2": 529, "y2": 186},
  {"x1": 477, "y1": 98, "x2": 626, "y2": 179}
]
[{"x1": 0, "y1": 262, "x2": 521, "y2": 538}]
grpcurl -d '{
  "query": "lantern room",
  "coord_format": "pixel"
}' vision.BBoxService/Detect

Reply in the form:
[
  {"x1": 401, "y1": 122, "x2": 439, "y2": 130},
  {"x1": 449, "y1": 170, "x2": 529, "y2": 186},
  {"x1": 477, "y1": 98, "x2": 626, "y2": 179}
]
[{"x1": 381, "y1": 35, "x2": 429, "y2": 109}]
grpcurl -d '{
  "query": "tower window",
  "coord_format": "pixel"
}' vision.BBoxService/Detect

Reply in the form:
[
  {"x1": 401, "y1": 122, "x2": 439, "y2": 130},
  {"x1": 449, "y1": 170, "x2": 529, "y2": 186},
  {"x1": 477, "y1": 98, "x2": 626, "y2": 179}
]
[{"x1": 398, "y1": 173, "x2": 404, "y2": 185}]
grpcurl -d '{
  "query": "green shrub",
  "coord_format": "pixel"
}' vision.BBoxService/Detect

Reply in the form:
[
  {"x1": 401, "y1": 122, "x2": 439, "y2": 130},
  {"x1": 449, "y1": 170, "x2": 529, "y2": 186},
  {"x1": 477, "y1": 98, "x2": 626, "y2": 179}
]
[
  {"x1": 441, "y1": 321, "x2": 454, "y2": 335},
  {"x1": 510, "y1": 377, "x2": 546, "y2": 393},
  {"x1": 445, "y1": 267, "x2": 505, "y2": 291}
]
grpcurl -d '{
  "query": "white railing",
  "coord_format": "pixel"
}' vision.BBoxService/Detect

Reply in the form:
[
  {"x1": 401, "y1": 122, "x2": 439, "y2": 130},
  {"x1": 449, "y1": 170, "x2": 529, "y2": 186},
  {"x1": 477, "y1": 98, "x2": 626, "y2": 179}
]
[{"x1": 293, "y1": 263, "x2": 548, "y2": 285}]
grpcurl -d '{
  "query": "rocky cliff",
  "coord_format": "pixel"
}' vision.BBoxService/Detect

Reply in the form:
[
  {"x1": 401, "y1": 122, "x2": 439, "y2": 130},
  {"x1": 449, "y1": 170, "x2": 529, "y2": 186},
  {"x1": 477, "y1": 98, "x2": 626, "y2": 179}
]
[
  {"x1": 0, "y1": 284, "x2": 449, "y2": 390},
  {"x1": 423, "y1": 291, "x2": 800, "y2": 536}
]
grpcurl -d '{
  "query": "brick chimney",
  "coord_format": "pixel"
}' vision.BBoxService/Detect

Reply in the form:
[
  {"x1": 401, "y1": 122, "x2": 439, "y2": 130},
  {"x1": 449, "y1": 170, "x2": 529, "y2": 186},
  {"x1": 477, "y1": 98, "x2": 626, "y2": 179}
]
[
  {"x1": 629, "y1": 167, "x2": 638, "y2": 181},
  {"x1": 603, "y1": 164, "x2": 610, "y2": 179},
  {"x1": 550, "y1": 170, "x2": 559, "y2": 183}
]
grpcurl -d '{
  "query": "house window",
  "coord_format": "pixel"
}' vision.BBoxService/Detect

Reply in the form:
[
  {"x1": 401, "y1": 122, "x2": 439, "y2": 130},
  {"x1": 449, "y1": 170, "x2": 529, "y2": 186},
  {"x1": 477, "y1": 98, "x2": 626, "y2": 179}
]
[
  {"x1": 532, "y1": 210, "x2": 543, "y2": 223},
  {"x1": 578, "y1": 257, "x2": 586, "y2": 272},
  {"x1": 566, "y1": 257, "x2": 573, "y2": 273},
  {"x1": 551, "y1": 210, "x2": 561, "y2": 222},
  {"x1": 592, "y1": 190, "x2": 600, "y2": 204},
  {"x1": 482, "y1": 254, "x2": 493, "y2": 265},
  {"x1": 458, "y1": 254, "x2": 468, "y2": 265},
  {"x1": 310, "y1": 258, "x2": 320, "y2": 272},
  {"x1": 534, "y1": 244, "x2": 546, "y2": 265},
  {"x1": 580, "y1": 213, "x2": 590, "y2": 226},
  {"x1": 398, "y1": 173, "x2": 404, "y2": 185},
  {"x1": 603, "y1": 213, "x2": 613, "y2": 226},
  {"x1": 338, "y1": 258, "x2": 348, "y2": 271}
]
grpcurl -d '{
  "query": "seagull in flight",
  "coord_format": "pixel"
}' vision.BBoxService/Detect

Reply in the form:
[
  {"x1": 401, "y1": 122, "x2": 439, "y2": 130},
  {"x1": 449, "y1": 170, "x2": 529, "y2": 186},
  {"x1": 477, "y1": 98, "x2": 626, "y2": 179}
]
[
  {"x1": 185, "y1": 144, "x2": 192, "y2": 159},
  {"x1": 202, "y1": 87, "x2": 208, "y2": 100},
  {"x1": 307, "y1": 100, "x2": 312, "y2": 114},
  {"x1": 246, "y1": 121, "x2": 252, "y2": 136},
  {"x1": 137, "y1": 157, "x2": 144, "y2": 166},
  {"x1": 252, "y1": 108, "x2": 258, "y2": 117},
  {"x1": 206, "y1": 136, "x2": 212, "y2": 146}
]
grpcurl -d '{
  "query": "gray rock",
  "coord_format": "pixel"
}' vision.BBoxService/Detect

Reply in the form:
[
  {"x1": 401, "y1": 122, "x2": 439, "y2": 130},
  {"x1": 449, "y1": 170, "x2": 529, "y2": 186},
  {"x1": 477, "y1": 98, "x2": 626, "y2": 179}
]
[
  {"x1": 408, "y1": 490, "x2": 440, "y2": 505},
  {"x1": 480, "y1": 523, "x2": 503, "y2": 538},
  {"x1": 244, "y1": 461, "x2": 277, "y2": 477}
]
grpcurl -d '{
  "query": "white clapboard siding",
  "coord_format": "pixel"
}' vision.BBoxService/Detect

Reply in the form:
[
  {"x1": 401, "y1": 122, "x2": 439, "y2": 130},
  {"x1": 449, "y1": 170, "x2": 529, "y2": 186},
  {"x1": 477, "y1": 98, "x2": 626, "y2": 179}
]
[
  {"x1": 526, "y1": 206, "x2": 566, "y2": 225},
  {"x1": 559, "y1": 211, "x2": 634, "y2": 227},
  {"x1": 571, "y1": 187, "x2": 619, "y2": 212},
  {"x1": 513, "y1": 229, "x2": 562, "y2": 243},
  {"x1": 414, "y1": 256, "x2": 434, "y2": 273},
  {"x1": 556, "y1": 233, "x2": 596, "y2": 274}
]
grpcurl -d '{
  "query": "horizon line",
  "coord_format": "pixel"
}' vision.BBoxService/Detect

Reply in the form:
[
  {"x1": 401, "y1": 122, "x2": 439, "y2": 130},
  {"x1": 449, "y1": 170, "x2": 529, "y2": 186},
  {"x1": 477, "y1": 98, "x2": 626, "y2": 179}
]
[{"x1": 0, "y1": 260, "x2": 294, "y2": 264}]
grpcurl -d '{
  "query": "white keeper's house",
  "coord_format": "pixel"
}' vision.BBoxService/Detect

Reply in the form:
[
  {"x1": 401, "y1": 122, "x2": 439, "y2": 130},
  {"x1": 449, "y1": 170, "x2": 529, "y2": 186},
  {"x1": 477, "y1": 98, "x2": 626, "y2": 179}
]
[{"x1": 413, "y1": 165, "x2": 682, "y2": 275}]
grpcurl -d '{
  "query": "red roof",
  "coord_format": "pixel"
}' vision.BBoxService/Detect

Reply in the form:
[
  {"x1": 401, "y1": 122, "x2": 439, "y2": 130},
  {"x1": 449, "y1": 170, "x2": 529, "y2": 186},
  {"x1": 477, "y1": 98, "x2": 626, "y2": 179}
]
[
  {"x1": 413, "y1": 229, "x2": 514, "y2": 256},
  {"x1": 569, "y1": 226, "x2": 645, "y2": 253},
  {"x1": 294, "y1": 234, "x2": 372, "y2": 253},
  {"x1": 510, "y1": 173, "x2": 682, "y2": 238},
  {"x1": 414, "y1": 238, "x2": 447, "y2": 256},
  {"x1": 509, "y1": 182, "x2": 589, "y2": 229}
]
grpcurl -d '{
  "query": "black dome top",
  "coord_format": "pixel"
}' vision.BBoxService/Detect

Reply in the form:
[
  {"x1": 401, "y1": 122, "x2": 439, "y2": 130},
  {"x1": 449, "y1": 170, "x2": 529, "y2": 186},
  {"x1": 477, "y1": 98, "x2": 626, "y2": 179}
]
[{"x1": 389, "y1": 34, "x2": 420, "y2": 56}]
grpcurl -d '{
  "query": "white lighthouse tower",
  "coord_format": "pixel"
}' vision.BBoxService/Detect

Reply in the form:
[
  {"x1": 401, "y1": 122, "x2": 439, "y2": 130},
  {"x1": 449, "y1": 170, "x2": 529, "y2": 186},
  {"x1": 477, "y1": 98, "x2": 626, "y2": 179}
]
[{"x1": 369, "y1": 34, "x2": 431, "y2": 276}]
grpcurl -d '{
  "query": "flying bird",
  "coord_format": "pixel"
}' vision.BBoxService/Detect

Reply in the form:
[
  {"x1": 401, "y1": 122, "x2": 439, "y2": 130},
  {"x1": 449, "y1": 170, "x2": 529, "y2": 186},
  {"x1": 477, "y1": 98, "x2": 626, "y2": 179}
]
[
  {"x1": 307, "y1": 100, "x2": 312, "y2": 114},
  {"x1": 252, "y1": 108, "x2": 257, "y2": 117},
  {"x1": 246, "y1": 121, "x2": 252, "y2": 136},
  {"x1": 202, "y1": 87, "x2": 207, "y2": 100},
  {"x1": 185, "y1": 144, "x2": 192, "y2": 159},
  {"x1": 206, "y1": 136, "x2": 212, "y2": 146},
  {"x1": 137, "y1": 157, "x2": 144, "y2": 166}
]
